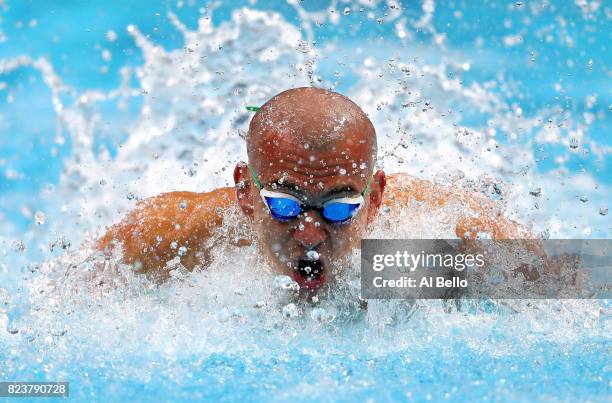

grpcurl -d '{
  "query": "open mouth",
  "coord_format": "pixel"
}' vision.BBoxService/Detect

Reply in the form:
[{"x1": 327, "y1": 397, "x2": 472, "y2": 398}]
[{"x1": 293, "y1": 256, "x2": 326, "y2": 289}]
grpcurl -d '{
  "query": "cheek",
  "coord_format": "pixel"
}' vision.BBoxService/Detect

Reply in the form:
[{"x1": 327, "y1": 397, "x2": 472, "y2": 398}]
[
  {"x1": 329, "y1": 220, "x2": 365, "y2": 245},
  {"x1": 253, "y1": 208, "x2": 292, "y2": 241}
]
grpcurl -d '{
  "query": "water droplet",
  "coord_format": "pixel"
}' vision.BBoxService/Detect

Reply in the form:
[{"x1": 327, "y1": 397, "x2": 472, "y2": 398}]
[
  {"x1": 311, "y1": 307, "x2": 335, "y2": 323},
  {"x1": 343, "y1": 7, "x2": 351, "y2": 15},
  {"x1": 105, "y1": 30, "x2": 117, "y2": 42},
  {"x1": 339, "y1": 168, "x2": 347, "y2": 175},
  {"x1": 306, "y1": 250, "x2": 320, "y2": 260},
  {"x1": 569, "y1": 138, "x2": 579, "y2": 149},
  {"x1": 49, "y1": 236, "x2": 71, "y2": 251},
  {"x1": 179, "y1": 200, "x2": 188, "y2": 210},
  {"x1": 101, "y1": 49, "x2": 112, "y2": 62},
  {"x1": 170, "y1": 241, "x2": 178, "y2": 249},
  {"x1": 11, "y1": 241, "x2": 26, "y2": 252},
  {"x1": 599, "y1": 206, "x2": 608, "y2": 216},
  {"x1": 282, "y1": 303, "x2": 299, "y2": 318},
  {"x1": 529, "y1": 188, "x2": 542, "y2": 197},
  {"x1": 274, "y1": 275, "x2": 300, "y2": 292},
  {"x1": 579, "y1": 195, "x2": 588, "y2": 203},
  {"x1": 34, "y1": 211, "x2": 45, "y2": 225},
  {"x1": 178, "y1": 246, "x2": 188, "y2": 256}
]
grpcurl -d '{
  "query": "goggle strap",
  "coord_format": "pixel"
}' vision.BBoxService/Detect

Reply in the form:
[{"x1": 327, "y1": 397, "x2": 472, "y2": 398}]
[
  {"x1": 362, "y1": 174, "x2": 373, "y2": 195},
  {"x1": 248, "y1": 164, "x2": 263, "y2": 189}
]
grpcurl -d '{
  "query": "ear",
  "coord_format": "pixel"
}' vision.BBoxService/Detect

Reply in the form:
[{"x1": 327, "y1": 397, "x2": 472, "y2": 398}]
[
  {"x1": 234, "y1": 161, "x2": 255, "y2": 218},
  {"x1": 367, "y1": 170, "x2": 386, "y2": 224}
]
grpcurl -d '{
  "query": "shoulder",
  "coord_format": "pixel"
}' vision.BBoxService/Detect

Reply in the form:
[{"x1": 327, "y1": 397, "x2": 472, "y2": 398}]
[
  {"x1": 97, "y1": 187, "x2": 237, "y2": 251},
  {"x1": 136, "y1": 187, "x2": 236, "y2": 211},
  {"x1": 382, "y1": 173, "x2": 452, "y2": 208}
]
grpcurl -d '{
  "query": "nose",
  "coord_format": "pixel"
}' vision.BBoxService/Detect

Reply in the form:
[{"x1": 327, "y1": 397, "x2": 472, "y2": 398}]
[{"x1": 292, "y1": 211, "x2": 327, "y2": 250}]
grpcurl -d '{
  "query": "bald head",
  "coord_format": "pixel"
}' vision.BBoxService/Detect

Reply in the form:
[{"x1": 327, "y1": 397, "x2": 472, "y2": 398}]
[
  {"x1": 235, "y1": 88, "x2": 386, "y2": 286},
  {"x1": 247, "y1": 87, "x2": 377, "y2": 172}
]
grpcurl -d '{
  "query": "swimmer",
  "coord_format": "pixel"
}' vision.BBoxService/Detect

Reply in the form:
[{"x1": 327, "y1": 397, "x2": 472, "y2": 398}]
[{"x1": 97, "y1": 87, "x2": 527, "y2": 289}]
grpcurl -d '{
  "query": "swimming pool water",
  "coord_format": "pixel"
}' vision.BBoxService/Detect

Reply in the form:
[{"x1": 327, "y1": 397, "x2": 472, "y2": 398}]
[{"x1": 0, "y1": 1, "x2": 610, "y2": 401}]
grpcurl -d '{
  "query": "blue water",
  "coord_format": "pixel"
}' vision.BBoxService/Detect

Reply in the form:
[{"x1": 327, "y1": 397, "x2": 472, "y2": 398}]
[{"x1": 0, "y1": 1, "x2": 610, "y2": 401}]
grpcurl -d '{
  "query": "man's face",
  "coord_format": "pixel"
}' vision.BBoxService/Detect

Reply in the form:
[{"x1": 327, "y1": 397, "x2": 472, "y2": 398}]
[{"x1": 236, "y1": 128, "x2": 382, "y2": 290}]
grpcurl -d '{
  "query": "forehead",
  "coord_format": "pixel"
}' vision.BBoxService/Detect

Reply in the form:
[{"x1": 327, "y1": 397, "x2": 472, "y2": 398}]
[{"x1": 253, "y1": 129, "x2": 372, "y2": 195}]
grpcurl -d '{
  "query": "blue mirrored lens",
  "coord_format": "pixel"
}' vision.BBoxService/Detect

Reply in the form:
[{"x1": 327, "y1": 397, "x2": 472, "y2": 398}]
[
  {"x1": 322, "y1": 202, "x2": 360, "y2": 222},
  {"x1": 264, "y1": 196, "x2": 301, "y2": 220}
]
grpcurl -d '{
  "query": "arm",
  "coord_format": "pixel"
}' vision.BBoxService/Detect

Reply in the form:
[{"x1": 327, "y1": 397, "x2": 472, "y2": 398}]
[
  {"x1": 96, "y1": 187, "x2": 248, "y2": 279},
  {"x1": 382, "y1": 173, "x2": 529, "y2": 239},
  {"x1": 382, "y1": 173, "x2": 559, "y2": 281}
]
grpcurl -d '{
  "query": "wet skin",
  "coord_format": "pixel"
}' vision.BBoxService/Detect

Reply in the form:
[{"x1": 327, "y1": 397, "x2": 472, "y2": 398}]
[
  {"x1": 228, "y1": 87, "x2": 386, "y2": 288},
  {"x1": 233, "y1": 136, "x2": 385, "y2": 289},
  {"x1": 97, "y1": 87, "x2": 528, "y2": 288}
]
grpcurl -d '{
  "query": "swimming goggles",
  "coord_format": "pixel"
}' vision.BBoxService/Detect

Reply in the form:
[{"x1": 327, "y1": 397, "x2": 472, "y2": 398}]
[{"x1": 248, "y1": 165, "x2": 371, "y2": 224}]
